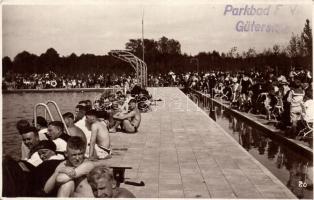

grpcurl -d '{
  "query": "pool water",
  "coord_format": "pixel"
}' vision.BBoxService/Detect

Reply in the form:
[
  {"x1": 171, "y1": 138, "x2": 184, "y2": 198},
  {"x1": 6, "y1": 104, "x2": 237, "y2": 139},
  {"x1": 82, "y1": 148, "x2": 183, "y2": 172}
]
[
  {"x1": 187, "y1": 92, "x2": 313, "y2": 199},
  {"x1": 2, "y1": 92, "x2": 101, "y2": 160}
]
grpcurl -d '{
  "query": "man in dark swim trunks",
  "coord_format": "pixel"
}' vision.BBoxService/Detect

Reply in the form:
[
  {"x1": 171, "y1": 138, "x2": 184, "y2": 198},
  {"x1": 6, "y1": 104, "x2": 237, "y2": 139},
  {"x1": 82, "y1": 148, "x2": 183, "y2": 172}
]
[{"x1": 87, "y1": 165, "x2": 135, "y2": 198}]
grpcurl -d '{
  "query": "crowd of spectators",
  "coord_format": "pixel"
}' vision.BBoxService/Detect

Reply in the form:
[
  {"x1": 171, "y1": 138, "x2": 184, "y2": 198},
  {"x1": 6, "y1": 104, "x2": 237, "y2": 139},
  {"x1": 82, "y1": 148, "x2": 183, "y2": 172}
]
[
  {"x1": 179, "y1": 68, "x2": 313, "y2": 141},
  {"x1": 135, "y1": 67, "x2": 312, "y2": 142},
  {"x1": 2, "y1": 71, "x2": 137, "y2": 90},
  {"x1": 2, "y1": 70, "x2": 185, "y2": 90}
]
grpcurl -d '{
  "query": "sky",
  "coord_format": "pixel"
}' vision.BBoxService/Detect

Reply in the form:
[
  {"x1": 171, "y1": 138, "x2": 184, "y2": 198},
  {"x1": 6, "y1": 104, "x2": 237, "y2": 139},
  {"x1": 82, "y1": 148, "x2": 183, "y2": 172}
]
[{"x1": 2, "y1": 0, "x2": 312, "y2": 59}]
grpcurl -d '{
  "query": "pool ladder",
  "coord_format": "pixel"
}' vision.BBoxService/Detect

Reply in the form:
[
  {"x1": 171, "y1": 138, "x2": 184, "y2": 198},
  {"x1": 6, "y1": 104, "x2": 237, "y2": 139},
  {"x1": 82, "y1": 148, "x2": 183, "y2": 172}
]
[{"x1": 33, "y1": 101, "x2": 69, "y2": 135}]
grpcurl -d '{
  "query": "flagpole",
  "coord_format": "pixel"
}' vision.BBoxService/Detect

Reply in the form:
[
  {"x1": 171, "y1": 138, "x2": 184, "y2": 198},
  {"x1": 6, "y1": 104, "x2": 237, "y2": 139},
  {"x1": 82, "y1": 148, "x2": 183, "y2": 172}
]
[{"x1": 142, "y1": 9, "x2": 144, "y2": 63}]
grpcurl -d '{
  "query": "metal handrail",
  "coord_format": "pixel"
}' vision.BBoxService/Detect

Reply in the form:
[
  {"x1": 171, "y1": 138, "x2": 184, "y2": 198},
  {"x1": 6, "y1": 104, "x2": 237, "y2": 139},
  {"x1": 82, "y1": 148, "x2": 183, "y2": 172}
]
[
  {"x1": 190, "y1": 89, "x2": 216, "y2": 120},
  {"x1": 109, "y1": 50, "x2": 147, "y2": 88},
  {"x1": 46, "y1": 101, "x2": 70, "y2": 135},
  {"x1": 34, "y1": 103, "x2": 54, "y2": 126}
]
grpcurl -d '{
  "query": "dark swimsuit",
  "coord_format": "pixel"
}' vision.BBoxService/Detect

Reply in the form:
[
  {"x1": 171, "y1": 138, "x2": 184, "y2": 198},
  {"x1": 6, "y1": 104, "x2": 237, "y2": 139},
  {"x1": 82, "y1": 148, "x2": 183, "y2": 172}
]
[
  {"x1": 130, "y1": 123, "x2": 138, "y2": 132},
  {"x1": 97, "y1": 145, "x2": 112, "y2": 155},
  {"x1": 126, "y1": 110, "x2": 138, "y2": 133},
  {"x1": 87, "y1": 142, "x2": 112, "y2": 155}
]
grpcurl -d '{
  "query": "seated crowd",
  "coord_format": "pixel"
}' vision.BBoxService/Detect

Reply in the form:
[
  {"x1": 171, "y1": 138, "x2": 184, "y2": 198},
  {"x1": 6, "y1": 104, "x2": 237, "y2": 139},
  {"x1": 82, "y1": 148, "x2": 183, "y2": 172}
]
[
  {"x1": 2, "y1": 86, "x2": 154, "y2": 197},
  {"x1": 2, "y1": 71, "x2": 138, "y2": 90}
]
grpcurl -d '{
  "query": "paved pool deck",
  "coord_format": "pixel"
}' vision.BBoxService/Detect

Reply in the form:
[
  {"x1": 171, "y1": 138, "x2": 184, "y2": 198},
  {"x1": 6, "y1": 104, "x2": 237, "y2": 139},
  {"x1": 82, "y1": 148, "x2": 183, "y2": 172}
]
[{"x1": 108, "y1": 87, "x2": 296, "y2": 199}]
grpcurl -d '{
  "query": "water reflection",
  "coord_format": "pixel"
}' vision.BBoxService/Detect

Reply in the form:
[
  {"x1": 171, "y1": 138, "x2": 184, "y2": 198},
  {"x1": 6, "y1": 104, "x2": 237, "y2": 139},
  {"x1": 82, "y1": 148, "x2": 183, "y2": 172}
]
[
  {"x1": 218, "y1": 107, "x2": 313, "y2": 199},
  {"x1": 189, "y1": 93, "x2": 313, "y2": 199}
]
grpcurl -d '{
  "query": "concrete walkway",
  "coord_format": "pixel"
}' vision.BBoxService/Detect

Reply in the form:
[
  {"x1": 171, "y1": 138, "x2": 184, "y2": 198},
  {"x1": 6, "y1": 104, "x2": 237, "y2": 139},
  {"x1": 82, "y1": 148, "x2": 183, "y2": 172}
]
[{"x1": 108, "y1": 87, "x2": 296, "y2": 198}]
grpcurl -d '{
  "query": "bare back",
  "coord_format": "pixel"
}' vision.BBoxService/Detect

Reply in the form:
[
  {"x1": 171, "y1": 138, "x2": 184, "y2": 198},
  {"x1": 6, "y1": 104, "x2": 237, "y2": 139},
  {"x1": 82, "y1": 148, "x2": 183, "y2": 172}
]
[
  {"x1": 128, "y1": 108, "x2": 141, "y2": 128},
  {"x1": 92, "y1": 121, "x2": 110, "y2": 149}
]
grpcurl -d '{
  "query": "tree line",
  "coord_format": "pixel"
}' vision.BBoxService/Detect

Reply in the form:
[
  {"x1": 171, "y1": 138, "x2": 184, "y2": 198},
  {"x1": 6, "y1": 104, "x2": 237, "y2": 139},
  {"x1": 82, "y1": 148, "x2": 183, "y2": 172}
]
[{"x1": 3, "y1": 19, "x2": 312, "y2": 76}]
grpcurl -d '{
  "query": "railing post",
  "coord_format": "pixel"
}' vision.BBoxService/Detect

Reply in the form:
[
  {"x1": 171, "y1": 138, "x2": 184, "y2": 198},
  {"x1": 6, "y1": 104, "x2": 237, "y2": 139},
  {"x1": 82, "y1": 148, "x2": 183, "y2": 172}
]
[
  {"x1": 46, "y1": 101, "x2": 70, "y2": 135},
  {"x1": 209, "y1": 88, "x2": 216, "y2": 121},
  {"x1": 34, "y1": 103, "x2": 55, "y2": 127}
]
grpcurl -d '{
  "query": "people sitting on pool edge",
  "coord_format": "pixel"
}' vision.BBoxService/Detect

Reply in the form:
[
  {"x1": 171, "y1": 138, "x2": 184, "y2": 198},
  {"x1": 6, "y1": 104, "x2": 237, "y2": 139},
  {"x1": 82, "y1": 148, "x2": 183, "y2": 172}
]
[
  {"x1": 74, "y1": 104, "x2": 88, "y2": 122},
  {"x1": 11, "y1": 120, "x2": 64, "y2": 177},
  {"x1": 2, "y1": 138, "x2": 64, "y2": 197},
  {"x1": 32, "y1": 116, "x2": 49, "y2": 140},
  {"x1": 63, "y1": 112, "x2": 87, "y2": 144},
  {"x1": 5, "y1": 93, "x2": 143, "y2": 197},
  {"x1": 5, "y1": 120, "x2": 134, "y2": 197},
  {"x1": 29, "y1": 140, "x2": 65, "y2": 196},
  {"x1": 109, "y1": 99, "x2": 141, "y2": 133},
  {"x1": 95, "y1": 87, "x2": 152, "y2": 114},
  {"x1": 85, "y1": 109, "x2": 111, "y2": 159},
  {"x1": 17, "y1": 119, "x2": 44, "y2": 161},
  {"x1": 47, "y1": 121, "x2": 70, "y2": 154},
  {"x1": 17, "y1": 119, "x2": 68, "y2": 165},
  {"x1": 76, "y1": 92, "x2": 142, "y2": 134},
  {"x1": 74, "y1": 99, "x2": 94, "y2": 124},
  {"x1": 17, "y1": 122, "x2": 42, "y2": 167},
  {"x1": 45, "y1": 136, "x2": 112, "y2": 197},
  {"x1": 74, "y1": 101, "x2": 113, "y2": 154}
]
